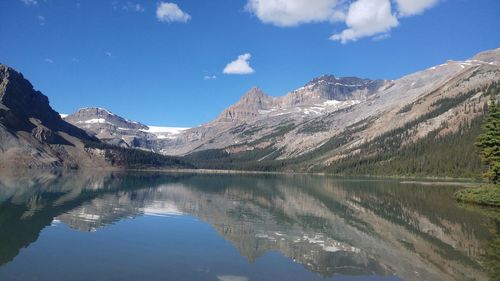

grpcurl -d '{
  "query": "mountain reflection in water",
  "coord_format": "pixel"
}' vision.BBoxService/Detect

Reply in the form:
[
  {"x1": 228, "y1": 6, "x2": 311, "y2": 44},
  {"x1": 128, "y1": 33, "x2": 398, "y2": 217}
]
[{"x1": 0, "y1": 171, "x2": 498, "y2": 281}]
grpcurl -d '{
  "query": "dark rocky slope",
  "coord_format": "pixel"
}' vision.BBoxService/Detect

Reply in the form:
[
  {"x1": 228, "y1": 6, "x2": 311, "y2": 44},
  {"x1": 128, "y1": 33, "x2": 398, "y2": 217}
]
[{"x1": 0, "y1": 64, "x2": 191, "y2": 170}]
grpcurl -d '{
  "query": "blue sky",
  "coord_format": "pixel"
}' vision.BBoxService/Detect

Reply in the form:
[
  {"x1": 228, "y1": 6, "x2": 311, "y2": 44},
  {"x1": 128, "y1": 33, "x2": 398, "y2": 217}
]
[{"x1": 1, "y1": 0, "x2": 499, "y2": 127}]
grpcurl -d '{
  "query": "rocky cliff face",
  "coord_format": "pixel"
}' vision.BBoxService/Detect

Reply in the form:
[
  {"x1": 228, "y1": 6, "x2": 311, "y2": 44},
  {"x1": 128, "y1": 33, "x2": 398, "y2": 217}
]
[
  {"x1": 216, "y1": 77, "x2": 386, "y2": 123},
  {"x1": 217, "y1": 87, "x2": 277, "y2": 122},
  {"x1": 282, "y1": 75, "x2": 387, "y2": 107},
  {"x1": 0, "y1": 65, "x2": 92, "y2": 141},
  {"x1": 0, "y1": 65, "x2": 106, "y2": 170}
]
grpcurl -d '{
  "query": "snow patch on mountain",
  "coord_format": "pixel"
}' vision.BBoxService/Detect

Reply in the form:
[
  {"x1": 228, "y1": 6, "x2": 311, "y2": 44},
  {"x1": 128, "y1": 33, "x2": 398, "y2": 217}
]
[
  {"x1": 142, "y1": 126, "x2": 190, "y2": 139},
  {"x1": 78, "y1": 118, "x2": 110, "y2": 124}
]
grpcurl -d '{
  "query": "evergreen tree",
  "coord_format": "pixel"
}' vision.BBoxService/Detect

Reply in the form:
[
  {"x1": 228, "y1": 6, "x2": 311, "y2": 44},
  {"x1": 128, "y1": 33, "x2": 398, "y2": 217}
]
[{"x1": 476, "y1": 100, "x2": 500, "y2": 184}]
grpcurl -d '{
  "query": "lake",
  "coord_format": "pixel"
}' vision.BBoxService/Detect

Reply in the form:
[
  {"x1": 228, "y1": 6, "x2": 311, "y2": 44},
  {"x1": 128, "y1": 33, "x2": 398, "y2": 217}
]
[{"x1": 0, "y1": 172, "x2": 498, "y2": 281}]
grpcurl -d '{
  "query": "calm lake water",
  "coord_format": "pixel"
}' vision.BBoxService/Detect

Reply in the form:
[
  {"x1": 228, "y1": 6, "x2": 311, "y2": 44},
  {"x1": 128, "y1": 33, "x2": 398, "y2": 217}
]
[{"x1": 0, "y1": 172, "x2": 498, "y2": 281}]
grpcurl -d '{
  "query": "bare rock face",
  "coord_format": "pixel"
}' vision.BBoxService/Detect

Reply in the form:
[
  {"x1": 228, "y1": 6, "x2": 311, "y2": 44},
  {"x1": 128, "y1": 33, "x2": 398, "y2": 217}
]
[
  {"x1": 216, "y1": 87, "x2": 277, "y2": 122},
  {"x1": 282, "y1": 75, "x2": 387, "y2": 107},
  {"x1": 215, "y1": 78, "x2": 386, "y2": 123},
  {"x1": 0, "y1": 65, "x2": 91, "y2": 140},
  {"x1": 0, "y1": 64, "x2": 105, "y2": 170},
  {"x1": 472, "y1": 47, "x2": 500, "y2": 64}
]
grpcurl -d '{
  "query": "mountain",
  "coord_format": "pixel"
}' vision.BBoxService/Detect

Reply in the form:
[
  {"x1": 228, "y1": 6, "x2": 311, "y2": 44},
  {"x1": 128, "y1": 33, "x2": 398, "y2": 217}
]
[
  {"x1": 63, "y1": 107, "x2": 188, "y2": 149},
  {"x1": 216, "y1": 77, "x2": 386, "y2": 123},
  {"x1": 2, "y1": 48, "x2": 499, "y2": 176},
  {"x1": 149, "y1": 75, "x2": 389, "y2": 156},
  {"x1": 0, "y1": 65, "x2": 191, "y2": 170},
  {"x1": 0, "y1": 64, "x2": 104, "y2": 169},
  {"x1": 167, "y1": 48, "x2": 500, "y2": 177},
  {"x1": 216, "y1": 87, "x2": 277, "y2": 122}
]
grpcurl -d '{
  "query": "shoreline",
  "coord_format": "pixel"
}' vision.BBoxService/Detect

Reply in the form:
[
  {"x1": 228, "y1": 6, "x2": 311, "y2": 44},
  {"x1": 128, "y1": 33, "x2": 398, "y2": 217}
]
[
  {"x1": 126, "y1": 168, "x2": 483, "y2": 184},
  {"x1": 455, "y1": 185, "x2": 500, "y2": 207},
  {"x1": 0, "y1": 166, "x2": 484, "y2": 185}
]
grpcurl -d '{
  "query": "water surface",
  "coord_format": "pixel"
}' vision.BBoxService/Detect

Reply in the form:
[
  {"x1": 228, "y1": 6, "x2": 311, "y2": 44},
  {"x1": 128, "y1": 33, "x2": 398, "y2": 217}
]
[{"x1": 0, "y1": 172, "x2": 498, "y2": 281}]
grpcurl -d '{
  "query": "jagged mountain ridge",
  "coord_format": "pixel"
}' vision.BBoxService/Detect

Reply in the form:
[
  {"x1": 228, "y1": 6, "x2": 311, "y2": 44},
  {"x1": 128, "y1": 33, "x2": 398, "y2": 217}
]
[
  {"x1": 169, "y1": 48, "x2": 500, "y2": 174},
  {"x1": 65, "y1": 107, "x2": 148, "y2": 132},
  {"x1": 0, "y1": 64, "x2": 106, "y2": 169},
  {"x1": 217, "y1": 76, "x2": 386, "y2": 123},
  {"x1": 62, "y1": 75, "x2": 381, "y2": 155}
]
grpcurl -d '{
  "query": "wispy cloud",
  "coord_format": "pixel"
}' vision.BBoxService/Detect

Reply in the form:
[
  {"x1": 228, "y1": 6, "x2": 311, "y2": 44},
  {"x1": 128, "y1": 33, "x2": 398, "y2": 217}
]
[
  {"x1": 223, "y1": 53, "x2": 255, "y2": 75},
  {"x1": 105, "y1": 51, "x2": 114, "y2": 58},
  {"x1": 44, "y1": 58, "x2": 54, "y2": 64},
  {"x1": 37, "y1": 15, "x2": 46, "y2": 26},
  {"x1": 72, "y1": 57, "x2": 80, "y2": 63},
  {"x1": 203, "y1": 75, "x2": 217, "y2": 80},
  {"x1": 20, "y1": 0, "x2": 38, "y2": 6},
  {"x1": 373, "y1": 33, "x2": 391, "y2": 41},
  {"x1": 122, "y1": 2, "x2": 145, "y2": 12},
  {"x1": 156, "y1": 2, "x2": 191, "y2": 23}
]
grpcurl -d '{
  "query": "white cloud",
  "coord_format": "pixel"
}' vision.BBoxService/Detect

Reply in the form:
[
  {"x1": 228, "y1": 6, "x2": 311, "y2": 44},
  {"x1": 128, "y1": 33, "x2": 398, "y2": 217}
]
[
  {"x1": 245, "y1": 0, "x2": 439, "y2": 43},
  {"x1": 72, "y1": 57, "x2": 80, "y2": 63},
  {"x1": 395, "y1": 0, "x2": 439, "y2": 16},
  {"x1": 105, "y1": 51, "x2": 114, "y2": 58},
  {"x1": 223, "y1": 53, "x2": 255, "y2": 75},
  {"x1": 245, "y1": 0, "x2": 344, "y2": 27},
  {"x1": 20, "y1": 0, "x2": 37, "y2": 6},
  {"x1": 330, "y1": 0, "x2": 398, "y2": 43},
  {"x1": 373, "y1": 33, "x2": 391, "y2": 41},
  {"x1": 203, "y1": 75, "x2": 217, "y2": 80},
  {"x1": 37, "y1": 15, "x2": 45, "y2": 26},
  {"x1": 156, "y1": 2, "x2": 191, "y2": 23},
  {"x1": 123, "y1": 2, "x2": 145, "y2": 12},
  {"x1": 44, "y1": 58, "x2": 54, "y2": 64}
]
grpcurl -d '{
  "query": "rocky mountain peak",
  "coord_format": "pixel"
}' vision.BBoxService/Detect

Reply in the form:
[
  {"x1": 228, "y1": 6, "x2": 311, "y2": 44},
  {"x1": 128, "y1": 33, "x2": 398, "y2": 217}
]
[
  {"x1": 243, "y1": 86, "x2": 265, "y2": 97},
  {"x1": 216, "y1": 87, "x2": 276, "y2": 123},
  {"x1": 0, "y1": 64, "x2": 58, "y2": 126},
  {"x1": 238, "y1": 87, "x2": 274, "y2": 109},
  {"x1": 471, "y1": 48, "x2": 500, "y2": 64},
  {"x1": 64, "y1": 107, "x2": 148, "y2": 131},
  {"x1": 76, "y1": 107, "x2": 115, "y2": 116},
  {"x1": 0, "y1": 64, "x2": 92, "y2": 140},
  {"x1": 281, "y1": 75, "x2": 387, "y2": 107}
]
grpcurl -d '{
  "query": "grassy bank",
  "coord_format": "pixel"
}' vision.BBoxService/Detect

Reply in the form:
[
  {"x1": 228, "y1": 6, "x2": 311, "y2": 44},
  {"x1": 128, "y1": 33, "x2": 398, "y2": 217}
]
[{"x1": 454, "y1": 185, "x2": 500, "y2": 207}]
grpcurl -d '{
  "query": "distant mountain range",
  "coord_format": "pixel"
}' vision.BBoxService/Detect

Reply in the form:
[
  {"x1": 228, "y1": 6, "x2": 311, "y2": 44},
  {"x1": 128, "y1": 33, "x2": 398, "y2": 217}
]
[
  {"x1": 0, "y1": 66, "x2": 191, "y2": 170},
  {"x1": 1, "y1": 48, "x2": 499, "y2": 176}
]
